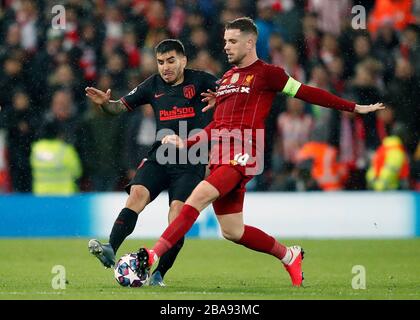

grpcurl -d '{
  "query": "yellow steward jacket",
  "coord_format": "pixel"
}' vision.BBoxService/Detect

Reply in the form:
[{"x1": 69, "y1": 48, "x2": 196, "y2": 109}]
[{"x1": 30, "y1": 139, "x2": 82, "y2": 195}]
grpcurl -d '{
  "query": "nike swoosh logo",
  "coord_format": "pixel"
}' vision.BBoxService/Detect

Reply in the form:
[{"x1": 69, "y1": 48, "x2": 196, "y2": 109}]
[{"x1": 154, "y1": 93, "x2": 165, "y2": 98}]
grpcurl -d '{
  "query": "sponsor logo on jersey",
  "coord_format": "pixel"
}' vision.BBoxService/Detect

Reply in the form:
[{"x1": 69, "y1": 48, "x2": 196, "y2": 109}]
[
  {"x1": 242, "y1": 74, "x2": 254, "y2": 86},
  {"x1": 154, "y1": 92, "x2": 165, "y2": 98},
  {"x1": 159, "y1": 106, "x2": 196, "y2": 121},
  {"x1": 216, "y1": 84, "x2": 251, "y2": 96},
  {"x1": 230, "y1": 73, "x2": 239, "y2": 84},
  {"x1": 183, "y1": 84, "x2": 196, "y2": 99}
]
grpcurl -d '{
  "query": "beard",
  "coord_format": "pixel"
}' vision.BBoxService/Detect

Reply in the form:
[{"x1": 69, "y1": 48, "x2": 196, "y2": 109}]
[{"x1": 228, "y1": 51, "x2": 247, "y2": 66}]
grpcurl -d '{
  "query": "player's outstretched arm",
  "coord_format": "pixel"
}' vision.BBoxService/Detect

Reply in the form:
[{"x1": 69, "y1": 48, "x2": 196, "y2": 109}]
[
  {"x1": 281, "y1": 77, "x2": 385, "y2": 114},
  {"x1": 354, "y1": 103, "x2": 385, "y2": 114},
  {"x1": 85, "y1": 87, "x2": 127, "y2": 115}
]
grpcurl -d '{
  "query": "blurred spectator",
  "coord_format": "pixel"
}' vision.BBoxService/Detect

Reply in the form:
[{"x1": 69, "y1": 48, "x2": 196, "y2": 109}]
[
  {"x1": 43, "y1": 90, "x2": 81, "y2": 146},
  {"x1": 281, "y1": 43, "x2": 306, "y2": 82},
  {"x1": 346, "y1": 61, "x2": 383, "y2": 151},
  {"x1": 268, "y1": 32, "x2": 285, "y2": 66},
  {"x1": 255, "y1": 0, "x2": 287, "y2": 62},
  {"x1": 167, "y1": 0, "x2": 187, "y2": 37},
  {"x1": 399, "y1": 24, "x2": 420, "y2": 76},
  {"x1": 105, "y1": 52, "x2": 128, "y2": 95},
  {"x1": 190, "y1": 49, "x2": 222, "y2": 76},
  {"x1": 77, "y1": 21, "x2": 104, "y2": 84},
  {"x1": 307, "y1": 0, "x2": 351, "y2": 36},
  {"x1": 104, "y1": 5, "x2": 124, "y2": 50},
  {"x1": 307, "y1": 64, "x2": 334, "y2": 142},
  {"x1": 62, "y1": 5, "x2": 80, "y2": 50},
  {"x1": 122, "y1": 28, "x2": 141, "y2": 69},
  {"x1": 15, "y1": 0, "x2": 44, "y2": 53},
  {"x1": 326, "y1": 56, "x2": 346, "y2": 95},
  {"x1": 328, "y1": 111, "x2": 367, "y2": 189},
  {"x1": 185, "y1": 27, "x2": 209, "y2": 59},
  {"x1": 386, "y1": 57, "x2": 420, "y2": 153},
  {"x1": 81, "y1": 102, "x2": 125, "y2": 192},
  {"x1": 0, "y1": 23, "x2": 22, "y2": 65},
  {"x1": 276, "y1": 98, "x2": 313, "y2": 164},
  {"x1": 273, "y1": 0, "x2": 305, "y2": 45},
  {"x1": 0, "y1": 129, "x2": 12, "y2": 193},
  {"x1": 344, "y1": 33, "x2": 375, "y2": 78},
  {"x1": 319, "y1": 33, "x2": 340, "y2": 67},
  {"x1": 125, "y1": 105, "x2": 156, "y2": 181},
  {"x1": 368, "y1": 0, "x2": 416, "y2": 36},
  {"x1": 295, "y1": 141, "x2": 347, "y2": 191},
  {"x1": 2, "y1": 91, "x2": 37, "y2": 192},
  {"x1": 366, "y1": 135, "x2": 410, "y2": 191},
  {"x1": 0, "y1": 56, "x2": 27, "y2": 107},
  {"x1": 30, "y1": 120, "x2": 82, "y2": 195},
  {"x1": 48, "y1": 63, "x2": 85, "y2": 111},
  {"x1": 302, "y1": 12, "x2": 321, "y2": 64},
  {"x1": 372, "y1": 23, "x2": 400, "y2": 82}
]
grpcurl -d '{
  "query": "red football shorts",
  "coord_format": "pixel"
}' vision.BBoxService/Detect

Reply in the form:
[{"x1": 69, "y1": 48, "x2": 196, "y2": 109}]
[{"x1": 205, "y1": 164, "x2": 252, "y2": 215}]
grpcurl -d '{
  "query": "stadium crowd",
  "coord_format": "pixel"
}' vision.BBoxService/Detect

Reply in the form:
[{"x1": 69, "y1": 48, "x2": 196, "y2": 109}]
[{"x1": 0, "y1": 0, "x2": 419, "y2": 194}]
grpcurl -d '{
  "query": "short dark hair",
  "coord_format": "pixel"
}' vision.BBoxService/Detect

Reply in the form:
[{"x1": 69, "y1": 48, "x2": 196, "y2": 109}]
[
  {"x1": 225, "y1": 17, "x2": 258, "y2": 36},
  {"x1": 155, "y1": 39, "x2": 185, "y2": 56}
]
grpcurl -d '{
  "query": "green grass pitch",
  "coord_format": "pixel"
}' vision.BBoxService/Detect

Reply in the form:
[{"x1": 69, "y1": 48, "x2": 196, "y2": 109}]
[{"x1": 0, "y1": 238, "x2": 419, "y2": 300}]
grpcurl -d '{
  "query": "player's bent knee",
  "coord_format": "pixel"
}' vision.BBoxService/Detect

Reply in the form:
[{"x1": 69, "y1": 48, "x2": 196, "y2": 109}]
[
  {"x1": 168, "y1": 200, "x2": 184, "y2": 223},
  {"x1": 126, "y1": 185, "x2": 150, "y2": 213},
  {"x1": 221, "y1": 228, "x2": 242, "y2": 242},
  {"x1": 186, "y1": 181, "x2": 219, "y2": 208}
]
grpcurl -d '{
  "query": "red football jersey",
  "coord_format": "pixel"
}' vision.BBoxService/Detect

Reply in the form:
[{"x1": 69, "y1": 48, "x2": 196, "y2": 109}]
[
  {"x1": 214, "y1": 59, "x2": 288, "y2": 132},
  {"x1": 206, "y1": 60, "x2": 289, "y2": 175},
  {"x1": 188, "y1": 59, "x2": 355, "y2": 175}
]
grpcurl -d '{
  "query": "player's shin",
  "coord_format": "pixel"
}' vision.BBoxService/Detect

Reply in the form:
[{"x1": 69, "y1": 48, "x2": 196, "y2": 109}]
[
  {"x1": 152, "y1": 204, "x2": 199, "y2": 258},
  {"x1": 236, "y1": 225, "x2": 288, "y2": 260},
  {"x1": 153, "y1": 236, "x2": 185, "y2": 278},
  {"x1": 109, "y1": 208, "x2": 138, "y2": 253}
]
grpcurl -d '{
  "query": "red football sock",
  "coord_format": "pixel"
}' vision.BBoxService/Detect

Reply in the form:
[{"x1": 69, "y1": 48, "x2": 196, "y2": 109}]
[
  {"x1": 153, "y1": 204, "x2": 200, "y2": 257},
  {"x1": 237, "y1": 225, "x2": 287, "y2": 260}
]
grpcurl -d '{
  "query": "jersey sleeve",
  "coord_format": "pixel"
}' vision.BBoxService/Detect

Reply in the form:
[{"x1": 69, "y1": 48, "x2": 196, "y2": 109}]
[
  {"x1": 263, "y1": 64, "x2": 294, "y2": 93},
  {"x1": 120, "y1": 75, "x2": 154, "y2": 111},
  {"x1": 264, "y1": 64, "x2": 355, "y2": 112}
]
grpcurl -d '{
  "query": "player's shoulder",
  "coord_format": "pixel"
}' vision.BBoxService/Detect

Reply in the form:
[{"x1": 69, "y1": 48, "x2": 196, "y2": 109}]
[
  {"x1": 133, "y1": 73, "x2": 160, "y2": 89},
  {"x1": 185, "y1": 68, "x2": 217, "y2": 80},
  {"x1": 144, "y1": 73, "x2": 161, "y2": 84},
  {"x1": 258, "y1": 60, "x2": 286, "y2": 72}
]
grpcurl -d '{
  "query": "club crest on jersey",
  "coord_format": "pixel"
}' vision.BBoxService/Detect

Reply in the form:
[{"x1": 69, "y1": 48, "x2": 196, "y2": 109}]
[
  {"x1": 183, "y1": 85, "x2": 195, "y2": 99},
  {"x1": 242, "y1": 74, "x2": 254, "y2": 87},
  {"x1": 230, "y1": 73, "x2": 240, "y2": 84}
]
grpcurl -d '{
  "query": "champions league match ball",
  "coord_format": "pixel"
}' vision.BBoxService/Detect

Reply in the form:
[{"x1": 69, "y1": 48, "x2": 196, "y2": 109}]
[{"x1": 114, "y1": 253, "x2": 149, "y2": 287}]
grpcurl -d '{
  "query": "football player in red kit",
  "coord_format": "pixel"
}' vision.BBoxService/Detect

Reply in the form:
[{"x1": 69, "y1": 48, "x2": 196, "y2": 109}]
[{"x1": 136, "y1": 17, "x2": 385, "y2": 287}]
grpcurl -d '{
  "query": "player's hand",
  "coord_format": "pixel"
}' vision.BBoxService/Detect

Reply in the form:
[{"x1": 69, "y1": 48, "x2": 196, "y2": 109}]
[
  {"x1": 85, "y1": 87, "x2": 111, "y2": 105},
  {"x1": 201, "y1": 89, "x2": 217, "y2": 112},
  {"x1": 162, "y1": 134, "x2": 185, "y2": 148},
  {"x1": 354, "y1": 103, "x2": 385, "y2": 114}
]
